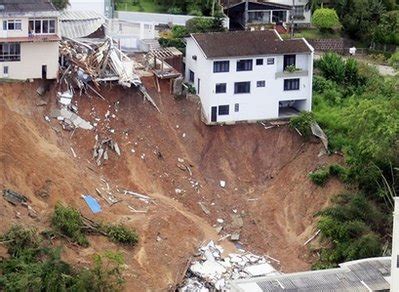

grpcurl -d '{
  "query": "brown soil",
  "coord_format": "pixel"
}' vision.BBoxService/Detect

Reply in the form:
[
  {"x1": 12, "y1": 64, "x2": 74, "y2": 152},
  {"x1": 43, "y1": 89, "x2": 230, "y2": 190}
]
[{"x1": 0, "y1": 78, "x2": 344, "y2": 290}]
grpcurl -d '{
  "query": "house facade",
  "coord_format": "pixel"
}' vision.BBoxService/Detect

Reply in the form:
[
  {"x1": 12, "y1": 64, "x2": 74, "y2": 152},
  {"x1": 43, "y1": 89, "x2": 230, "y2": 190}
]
[
  {"x1": 222, "y1": 0, "x2": 311, "y2": 30},
  {"x1": 0, "y1": 0, "x2": 61, "y2": 80},
  {"x1": 185, "y1": 30, "x2": 313, "y2": 124}
]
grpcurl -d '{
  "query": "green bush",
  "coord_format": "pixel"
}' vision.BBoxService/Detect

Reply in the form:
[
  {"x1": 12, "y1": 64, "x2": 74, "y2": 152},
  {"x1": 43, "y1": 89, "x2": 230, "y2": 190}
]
[
  {"x1": 51, "y1": 203, "x2": 89, "y2": 247},
  {"x1": 312, "y1": 8, "x2": 341, "y2": 32},
  {"x1": 0, "y1": 227, "x2": 125, "y2": 291},
  {"x1": 290, "y1": 111, "x2": 315, "y2": 138},
  {"x1": 329, "y1": 164, "x2": 349, "y2": 182},
  {"x1": 167, "y1": 6, "x2": 183, "y2": 14},
  {"x1": 1, "y1": 225, "x2": 39, "y2": 256},
  {"x1": 388, "y1": 51, "x2": 399, "y2": 69},
  {"x1": 104, "y1": 224, "x2": 139, "y2": 246},
  {"x1": 309, "y1": 168, "x2": 330, "y2": 186},
  {"x1": 316, "y1": 53, "x2": 346, "y2": 84}
]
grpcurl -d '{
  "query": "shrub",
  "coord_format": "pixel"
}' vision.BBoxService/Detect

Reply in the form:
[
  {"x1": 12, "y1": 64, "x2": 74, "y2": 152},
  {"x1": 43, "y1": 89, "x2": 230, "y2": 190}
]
[
  {"x1": 388, "y1": 51, "x2": 399, "y2": 69},
  {"x1": 312, "y1": 8, "x2": 341, "y2": 33},
  {"x1": 103, "y1": 224, "x2": 139, "y2": 246},
  {"x1": 51, "y1": 203, "x2": 89, "y2": 247},
  {"x1": 312, "y1": 75, "x2": 337, "y2": 93},
  {"x1": 329, "y1": 164, "x2": 349, "y2": 182},
  {"x1": 167, "y1": 6, "x2": 183, "y2": 14},
  {"x1": 171, "y1": 25, "x2": 189, "y2": 38},
  {"x1": 316, "y1": 53, "x2": 346, "y2": 84},
  {"x1": 309, "y1": 168, "x2": 330, "y2": 186},
  {"x1": 290, "y1": 111, "x2": 315, "y2": 138},
  {"x1": 1, "y1": 225, "x2": 39, "y2": 256}
]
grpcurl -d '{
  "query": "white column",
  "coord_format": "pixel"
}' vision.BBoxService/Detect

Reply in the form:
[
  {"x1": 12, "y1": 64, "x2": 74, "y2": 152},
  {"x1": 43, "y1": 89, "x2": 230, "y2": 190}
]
[{"x1": 391, "y1": 197, "x2": 399, "y2": 292}]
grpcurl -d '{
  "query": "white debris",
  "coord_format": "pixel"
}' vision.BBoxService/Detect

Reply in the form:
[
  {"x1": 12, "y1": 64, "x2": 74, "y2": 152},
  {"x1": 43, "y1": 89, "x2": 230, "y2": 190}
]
[
  {"x1": 216, "y1": 218, "x2": 224, "y2": 224},
  {"x1": 179, "y1": 241, "x2": 279, "y2": 291},
  {"x1": 220, "y1": 180, "x2": 226, "y2": 188}
]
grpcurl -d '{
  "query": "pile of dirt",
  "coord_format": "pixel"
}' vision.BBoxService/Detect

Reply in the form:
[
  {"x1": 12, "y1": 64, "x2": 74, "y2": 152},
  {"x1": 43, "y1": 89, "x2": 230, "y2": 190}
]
[{"x1": 0, "y1": 79, "x2": 344, "y2": 290}]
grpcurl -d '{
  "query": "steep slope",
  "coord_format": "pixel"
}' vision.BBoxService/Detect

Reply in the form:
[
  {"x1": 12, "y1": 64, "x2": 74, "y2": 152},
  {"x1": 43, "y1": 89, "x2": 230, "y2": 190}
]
[{"x1": 0, "y1": 79, "x2": 344, "y2": 290}]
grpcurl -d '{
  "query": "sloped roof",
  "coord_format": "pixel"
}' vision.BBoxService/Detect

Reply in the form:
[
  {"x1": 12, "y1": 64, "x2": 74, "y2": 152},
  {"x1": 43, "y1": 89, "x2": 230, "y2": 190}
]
[
  {"x1": 0, "y1": 0, "x2": 56, "y2": 13},
  {"x1": 191, "y1": 30, "x2": 312, "y2": 59},
  {"x1": 60, "y1": 10, "x2": 105, "y2": 39}
]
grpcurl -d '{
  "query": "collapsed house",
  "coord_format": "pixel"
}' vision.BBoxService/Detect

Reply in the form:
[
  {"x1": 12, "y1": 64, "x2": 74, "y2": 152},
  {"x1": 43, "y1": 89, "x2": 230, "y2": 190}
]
[{"x1": 58, "y1": 37, "x2": 159, "y2": 110}]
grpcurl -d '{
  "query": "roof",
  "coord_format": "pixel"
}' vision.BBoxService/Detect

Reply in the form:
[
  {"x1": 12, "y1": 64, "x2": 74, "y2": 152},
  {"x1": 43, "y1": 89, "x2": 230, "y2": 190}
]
[
  {"x1": 229, "y1": 257, "x2": 391, "y2": 291},
  {"x1": 225, "y1": 1, "x2": 291, "y2": 10},
  {"x1": 60, "y1": 10, "x2": 105, "y2": 39},
  {"x1": 191, "y1": 30, "x2": 312, "y2": 59},
  {"x1": 0, "y1": 0, "x2": 56, "y2": 13}
]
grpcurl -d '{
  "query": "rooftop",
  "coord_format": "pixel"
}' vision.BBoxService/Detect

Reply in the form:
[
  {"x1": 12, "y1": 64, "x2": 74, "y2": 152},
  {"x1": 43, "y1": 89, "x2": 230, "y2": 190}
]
[
  {"x1": 0, "y1": 0, "x2": 56, "y2": 13},
  {"x1": 191, "y1": 30, "x2": 312, "y2": 59},
  {"x1": 229, "y1": 257, "x2": 391, "y2": 291}
]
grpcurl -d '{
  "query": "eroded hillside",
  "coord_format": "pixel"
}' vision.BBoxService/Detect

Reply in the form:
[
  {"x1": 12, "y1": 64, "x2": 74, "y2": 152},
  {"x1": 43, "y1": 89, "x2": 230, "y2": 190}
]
[{"x1": 0, "y1": 79, "x2": 344, "y2": 290}]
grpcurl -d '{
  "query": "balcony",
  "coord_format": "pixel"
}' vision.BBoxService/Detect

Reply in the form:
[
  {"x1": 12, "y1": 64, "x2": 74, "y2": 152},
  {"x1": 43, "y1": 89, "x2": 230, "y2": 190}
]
[{"x1": 275, "y1": 68, "x2": 308, "y2": 79}]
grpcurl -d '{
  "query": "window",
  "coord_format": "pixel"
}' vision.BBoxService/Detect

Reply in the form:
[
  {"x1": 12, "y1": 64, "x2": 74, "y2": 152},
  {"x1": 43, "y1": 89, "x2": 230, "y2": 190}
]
[
  {"x1": 397, "y1": 255, "x2": 399, "y2": 268},
  {"x1": 234, "y1": 103, "x2": 239, "y2": 112},
  {"x1": 0, "y1": 43, "x2": 21, "y2": 62},
  {"x1": 218, "y1": 105, "x2": 229, "y2": 115},
  {"x1": 189, "y1": 70, "x2": 194, "y2": 83},
  {"x1": 267, "y1": 58, "x2": 274, "y2": 65},
  {"x1": 2, "y1": 20, "x2": 22, "y2": 31},
  {"x1": 3, "y1": 66, "x2": 8, "y2": 75},
  {"x1": 234, "y1": 81, "x2": 250, "y2": 94},
  {"x1": 283, "y1": 54, "x2": 296, "y2": 70},
  {"x1": 257, "y1": 80, "x2": 266, "y2": 87},
  {"x1": 213, "y1": 61, "x2": 229, "y2": 73},
  {"x1": 284, "y1": 78, "x2": 300, "y2": 91},
  {"x1": 192, "y1": 55, "x2": 197, "y2": 61},
  {"x1": 237, "y1": 59, "x2": 253, "y2": 71},
  {"x1": 215, "y1": 83, "x2": 226, "y2": 94},
  {"x1": 256, "y1": 58, "x2": 263, "y2": 65},
  {"x1": 293, "y1": 6, "x2": 305, "y2": 19},
  {"x1": 29, "y1": 19, "x2": 56, "y2": 34}
]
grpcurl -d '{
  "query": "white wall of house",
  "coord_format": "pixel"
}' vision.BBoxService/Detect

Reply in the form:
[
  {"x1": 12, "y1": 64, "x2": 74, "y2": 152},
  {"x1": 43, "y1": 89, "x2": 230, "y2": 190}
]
[
  {"x1": 1, "y1": 41, "x2": 59, "y2": 80},
  {"x1": 185, "y1": 37, "x2": 313, "y2": 124},
  {"x1": 0, "y1": 14, "x2": 60, "y2": 80}
]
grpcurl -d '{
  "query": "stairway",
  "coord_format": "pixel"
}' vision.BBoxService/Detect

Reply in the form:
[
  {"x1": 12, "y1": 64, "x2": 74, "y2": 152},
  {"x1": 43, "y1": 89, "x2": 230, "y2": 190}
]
[{"x1": 274, "y1": 24, "x2": 288, "y2": 34}]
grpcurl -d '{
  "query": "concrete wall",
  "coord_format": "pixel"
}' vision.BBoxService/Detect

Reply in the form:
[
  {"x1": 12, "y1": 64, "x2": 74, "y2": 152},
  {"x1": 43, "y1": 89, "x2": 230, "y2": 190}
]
[
  {"x1": 269, "y1": 0, "x2": 311, "y2": 24},
  {"x1": 1, "y1": 41, "x2": 59, "y2": 80},
  {"x1": 117, "y1": 11, "x2": 229, "y2": 28},
  {"x1": 185, "y1": 38, "x2": 313, "y2": 124}
]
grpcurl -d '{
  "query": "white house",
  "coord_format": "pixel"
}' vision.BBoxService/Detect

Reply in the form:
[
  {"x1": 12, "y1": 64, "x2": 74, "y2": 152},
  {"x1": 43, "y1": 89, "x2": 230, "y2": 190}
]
[
  {"x1": 185, "y1": 30, "x2": 313, "y2": 124},
  {"x1": 0, "y1": 0, "x2": 60, "y2": 80}
]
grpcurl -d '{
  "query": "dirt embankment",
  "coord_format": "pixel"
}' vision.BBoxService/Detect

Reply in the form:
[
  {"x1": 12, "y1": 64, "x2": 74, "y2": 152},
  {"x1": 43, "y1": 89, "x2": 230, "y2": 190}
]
[{"x1": 0, "y1": 79, "x2": 344, "y2": 290}]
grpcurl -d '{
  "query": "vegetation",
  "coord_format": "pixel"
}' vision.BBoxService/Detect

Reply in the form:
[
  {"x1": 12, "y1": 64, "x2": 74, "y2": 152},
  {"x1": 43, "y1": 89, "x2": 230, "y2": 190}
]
[
  {"x1": 388, "y1": 51, "x2": 399, "y2": 69},
  {"x1": 308, "y1": 52, "x2": 399, "y2": 268},
  {"x1": 52, "y1": 203, "x2": 89, "y2": 246},
  {"x1": 290, "y1": 111, "x2": 315, "y2": 138},
  {"x1": 51, "y1": 203, "x2": 139, "y2": 247},
  {"x1": 0, "y1": 226, "x2": 125, "y2": 291},
  {"x1": 115, "y1": 0, "x2": 220, "y2": 16},
  {"x1": 51, "y1": 0, "x2": 69, "y2": 10},
  {"x1": 373, "y1": 11, "x2": 399, "y2": 46},
  {"x1": 312, "y1": 8, "x2": 341, "y2": 33}
]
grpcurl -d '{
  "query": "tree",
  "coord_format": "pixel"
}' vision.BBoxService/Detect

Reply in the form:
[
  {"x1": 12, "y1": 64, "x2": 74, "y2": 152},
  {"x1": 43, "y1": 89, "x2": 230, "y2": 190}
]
[
  {"x1": 312, "y1": 8, "x2": 341, "y2": 33},
  {"x1": 51, "y1": 0, "x2": 69, "y2": 10},
  {"x1": 373, "y1": 11, "x2": 399, "y2": 45}
]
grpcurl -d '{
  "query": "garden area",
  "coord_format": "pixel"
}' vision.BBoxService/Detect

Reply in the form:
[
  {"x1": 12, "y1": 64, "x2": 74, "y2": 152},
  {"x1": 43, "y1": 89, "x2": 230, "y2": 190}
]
[{"x1": 114, "y1": 0, "x2": 217, "y2": 16}]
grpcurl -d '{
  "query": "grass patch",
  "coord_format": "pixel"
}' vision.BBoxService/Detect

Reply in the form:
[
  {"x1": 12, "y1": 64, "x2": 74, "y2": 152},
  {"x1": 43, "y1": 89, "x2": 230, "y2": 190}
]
[
  {"x1": 281, "y1": 28, "x2": 341, "y2": 40},
  {"x1": 115, "y1": 0, "x2": 164, "y2": 13}
]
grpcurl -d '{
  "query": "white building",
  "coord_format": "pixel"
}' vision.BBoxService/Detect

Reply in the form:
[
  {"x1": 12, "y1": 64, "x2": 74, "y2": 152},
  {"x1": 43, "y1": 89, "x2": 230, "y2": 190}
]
[
  {"x1": 185, "y1": 30, "x2": 313, "y2": 124},
  {"x1": 67, "y1": 0, "x2": 113, "y2": 18},
  {"x1": 0, "y1": 0, "x2": 60, "y2": 80}
]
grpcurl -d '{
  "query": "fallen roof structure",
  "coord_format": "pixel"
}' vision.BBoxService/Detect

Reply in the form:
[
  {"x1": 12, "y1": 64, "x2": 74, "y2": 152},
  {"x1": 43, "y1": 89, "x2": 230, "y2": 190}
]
[
  {"x1": 146, "y1": 47, "x2": 183, "y2": 79},
  {"x1": 228, "y1": 257, "x2": 391, "y2": 291},
  {"x1": 59, "y1": 37, "x2": 159, "y2": 110},
  {"x1": 60, "y1": 10, "x2": 105, "y2": 39}
]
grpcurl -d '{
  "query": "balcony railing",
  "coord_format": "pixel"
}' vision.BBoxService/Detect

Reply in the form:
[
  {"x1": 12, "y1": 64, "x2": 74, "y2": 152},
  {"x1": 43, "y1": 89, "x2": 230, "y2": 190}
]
[{"x1": 275, "y1": 69, "x2": 308, "y2": 79}]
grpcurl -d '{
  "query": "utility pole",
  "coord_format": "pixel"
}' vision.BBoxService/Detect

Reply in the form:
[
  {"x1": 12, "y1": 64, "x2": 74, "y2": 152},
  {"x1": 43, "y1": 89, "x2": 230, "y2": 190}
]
[
  {"x1": 291, "y1": 0, "x2": 295, "y2": 37},
  {"x1": 245, "y1": 0, "x2": 249, "y2": 30}
]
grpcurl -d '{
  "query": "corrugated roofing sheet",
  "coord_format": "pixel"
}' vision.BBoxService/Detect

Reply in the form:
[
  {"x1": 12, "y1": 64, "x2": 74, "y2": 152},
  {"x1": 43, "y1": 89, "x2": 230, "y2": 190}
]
[{"x1": 60, "y1": 10, "x2": 105, "y2": 39}]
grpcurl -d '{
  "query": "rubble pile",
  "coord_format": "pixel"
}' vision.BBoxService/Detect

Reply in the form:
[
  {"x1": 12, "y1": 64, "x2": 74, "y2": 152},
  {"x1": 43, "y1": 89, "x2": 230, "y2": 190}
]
[
  {"x1": 179, "y1": 241, "x2": 279, "y2": 291},
  {"x1": 93, "y1": 135, "x2": 121, "y2": 166},
  {"x1": 59, "y1": 37, "x2": 159, "y2": 110}
]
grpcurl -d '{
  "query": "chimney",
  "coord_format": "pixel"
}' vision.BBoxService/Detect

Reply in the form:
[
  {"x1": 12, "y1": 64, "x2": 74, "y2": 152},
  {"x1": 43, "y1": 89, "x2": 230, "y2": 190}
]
[{"x1": 391, "y1": 197, "x2": 399, "y2": 292}]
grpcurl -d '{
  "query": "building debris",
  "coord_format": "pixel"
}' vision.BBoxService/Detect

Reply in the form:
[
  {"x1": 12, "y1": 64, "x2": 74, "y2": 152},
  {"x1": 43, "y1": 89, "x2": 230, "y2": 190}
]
[
  {"x1": 51, "y1": 108, "x2": 93, "y2": 130},
  {"x1": 59, "y1": 37, "x2": 159, "y2": 110},
  {"x1": 220, "y1": 180, "x2": 226, "y2": 188},
  {"x1": 198, "y1": 202, "x2": 211, "y2": 215},
  {"x1": 311, "y1": 122, "x2": 329, "y2": 152},
  {"x1": 3, "y1": 189, "x2": 28, "y2": 205},
  {"x1": 93, "y1": 137, "x2": 121, "y2": 166},
  {"x1": 179, "y1": 241, "x2": 279, "y2": 291},
  {"x1": 123, "y1": 189, "x2": 152, "y2": 203},
  {"x1": 82, "y1": 194, "x2": 102, "y2": 213},
  {"x1": 57, "y1": 90, "x2": 73, "y2": 106},
  {"x1": 304, "y1": 229, "x2": 321, "y2": 246}
]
